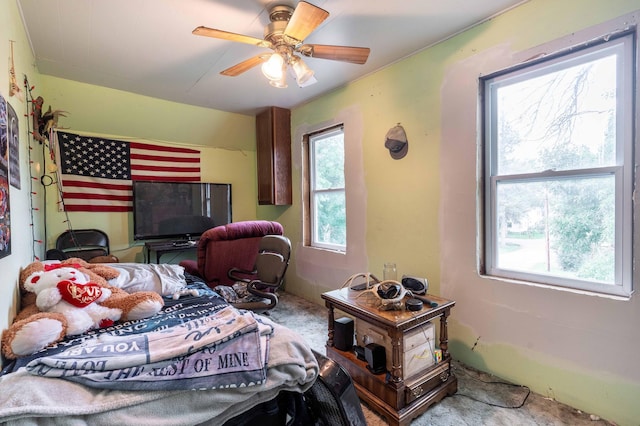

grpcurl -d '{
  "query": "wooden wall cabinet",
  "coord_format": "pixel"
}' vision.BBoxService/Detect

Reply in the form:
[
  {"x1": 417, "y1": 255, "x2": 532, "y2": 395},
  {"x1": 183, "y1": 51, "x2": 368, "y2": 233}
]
[{"x1": 255, "y1": 106, "x2": 292, "y2": 205}]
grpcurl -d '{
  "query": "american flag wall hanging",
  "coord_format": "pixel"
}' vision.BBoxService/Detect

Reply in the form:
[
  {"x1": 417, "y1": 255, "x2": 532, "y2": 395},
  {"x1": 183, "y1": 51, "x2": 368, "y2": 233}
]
[{"x1": 54, "y1": 131, "x2": 201, "y2": 213}]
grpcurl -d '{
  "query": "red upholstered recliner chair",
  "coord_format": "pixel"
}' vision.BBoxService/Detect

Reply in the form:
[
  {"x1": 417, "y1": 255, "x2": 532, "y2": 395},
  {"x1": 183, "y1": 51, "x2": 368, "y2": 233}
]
[{"x1": 179, "y1": 220, "x2": 284, "y2": 289}]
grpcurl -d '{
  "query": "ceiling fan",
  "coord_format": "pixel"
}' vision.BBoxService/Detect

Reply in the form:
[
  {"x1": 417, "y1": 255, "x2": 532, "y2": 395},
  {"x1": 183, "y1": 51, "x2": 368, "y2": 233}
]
[{"x1": 193, "y1": 1, "x2": 370, "y2": 88}]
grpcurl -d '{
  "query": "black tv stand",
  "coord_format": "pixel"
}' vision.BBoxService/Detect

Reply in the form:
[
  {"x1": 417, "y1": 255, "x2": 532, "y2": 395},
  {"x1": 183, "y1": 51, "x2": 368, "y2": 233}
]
[{"x1": 144, "y1": 239, "x2": 198, "y2": 264}]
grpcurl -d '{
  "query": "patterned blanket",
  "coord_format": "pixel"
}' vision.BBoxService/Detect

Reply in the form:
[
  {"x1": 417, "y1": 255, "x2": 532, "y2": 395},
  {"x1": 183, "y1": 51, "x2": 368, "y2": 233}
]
[{"x1": 3, "y1": 281, "x2": 272, "y2": 391}]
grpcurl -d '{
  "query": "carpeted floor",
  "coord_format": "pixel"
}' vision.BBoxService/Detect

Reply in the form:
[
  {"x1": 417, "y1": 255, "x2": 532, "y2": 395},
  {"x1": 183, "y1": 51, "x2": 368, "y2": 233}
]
[{"x1": 268, "y1": 291, "x2": 614, "y2": 426}]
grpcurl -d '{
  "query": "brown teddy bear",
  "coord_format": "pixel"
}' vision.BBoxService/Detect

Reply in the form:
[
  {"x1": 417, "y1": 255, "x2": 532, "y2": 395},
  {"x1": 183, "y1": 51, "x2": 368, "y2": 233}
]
[{"x1": 1, "y1": 258, "x2": 164, "y2": 359}]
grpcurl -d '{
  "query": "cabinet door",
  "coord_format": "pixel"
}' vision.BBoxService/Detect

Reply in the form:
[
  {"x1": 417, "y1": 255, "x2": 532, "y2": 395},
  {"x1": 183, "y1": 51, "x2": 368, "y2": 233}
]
[{"x1": 256, "y1": 107, "x2": 292, "y2": 205}]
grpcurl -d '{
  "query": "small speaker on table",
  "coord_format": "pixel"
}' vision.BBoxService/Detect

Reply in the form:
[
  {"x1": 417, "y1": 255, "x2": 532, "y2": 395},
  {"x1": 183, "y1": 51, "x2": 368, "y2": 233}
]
[
  {"x1": 365, "y1": 343, "x2": 386, "y2": 374},
  {"x1": 333, "y1": 317, "x2": 354, "y2": 351}
]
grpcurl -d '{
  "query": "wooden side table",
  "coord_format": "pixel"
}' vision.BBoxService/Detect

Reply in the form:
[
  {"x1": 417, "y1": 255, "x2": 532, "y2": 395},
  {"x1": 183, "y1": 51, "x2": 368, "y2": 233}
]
[{"x1": 322, "y1": 288, "x2": 457, "y2": 426}]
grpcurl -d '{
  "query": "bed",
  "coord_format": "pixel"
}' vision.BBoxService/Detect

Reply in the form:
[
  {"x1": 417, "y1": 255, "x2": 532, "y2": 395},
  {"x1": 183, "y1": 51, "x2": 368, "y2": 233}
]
[{"x1": 0, "y1": 263, "x2": 319, "y2": 425}]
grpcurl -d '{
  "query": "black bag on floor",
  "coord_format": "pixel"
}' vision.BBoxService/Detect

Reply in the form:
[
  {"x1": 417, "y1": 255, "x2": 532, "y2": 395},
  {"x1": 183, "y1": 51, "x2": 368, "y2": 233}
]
[
  {"x1": 302, "y1": 350, "x2": 367, "y2": 426},
  {"x1": 223, "y1": 350, "x2": 366, "y2": 426}
]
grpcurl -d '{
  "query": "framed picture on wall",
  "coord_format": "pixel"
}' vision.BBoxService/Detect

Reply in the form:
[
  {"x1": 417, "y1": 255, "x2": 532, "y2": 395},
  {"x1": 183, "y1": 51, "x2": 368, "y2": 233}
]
[
  {"x1": 0, "y1": 94, "x2": 11, "y2": 259},
  {"x1": 8, "y1": 102, "x2": 20, "y2": 189}
]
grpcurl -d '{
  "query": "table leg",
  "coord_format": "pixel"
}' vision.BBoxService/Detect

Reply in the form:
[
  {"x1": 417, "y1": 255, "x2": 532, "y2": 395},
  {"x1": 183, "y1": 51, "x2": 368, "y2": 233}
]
[
  {"x1": 326, "y1": 303, "x2": 335, "y2": 348},
  {"x1": 439, "y1": 308, "x2": 450, "y2": 358},
  {"x1": 389, "y1": 330, "x2": 403, "y2": 383}
]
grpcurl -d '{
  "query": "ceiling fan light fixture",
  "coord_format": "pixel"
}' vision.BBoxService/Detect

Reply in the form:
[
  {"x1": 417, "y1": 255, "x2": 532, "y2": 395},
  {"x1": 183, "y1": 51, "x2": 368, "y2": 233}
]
[
  {"x1": 261, "y1": 53, "x2": 285, "y2": 80},
  {"x1": 297, "y1": 74, "x2": 317, "y2": 88},
  {"x1": 291, "y1": 56, "x2": 314, "y2": 85},
  {"x1": 269, "y1": 71, "x2": 288, "y2": 88},
  {"x1": 195, "y1": 1, "x2": 370, "y2": 90}
]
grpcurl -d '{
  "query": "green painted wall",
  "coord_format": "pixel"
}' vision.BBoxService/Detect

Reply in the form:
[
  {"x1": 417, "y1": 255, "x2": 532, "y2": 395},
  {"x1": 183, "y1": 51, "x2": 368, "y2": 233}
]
[{"x1": 277, "y1": 1, "x2": 640, "y2": 425}]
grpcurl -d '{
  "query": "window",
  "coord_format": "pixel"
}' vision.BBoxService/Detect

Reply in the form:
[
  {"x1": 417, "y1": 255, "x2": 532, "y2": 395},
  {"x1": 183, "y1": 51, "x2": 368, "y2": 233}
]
[
  {"x1": 306, "y1": 126, "x2": 346, "y2": 251},
  {"x1": 482, "y1": 31, "x2": 635, "y2": 297}
]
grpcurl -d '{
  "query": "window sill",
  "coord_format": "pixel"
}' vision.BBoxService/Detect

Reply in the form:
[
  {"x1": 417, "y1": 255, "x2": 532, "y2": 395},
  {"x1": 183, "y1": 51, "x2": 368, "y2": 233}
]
[{"x1": 481, "y1": 274, "x2": 632, "y2": 301}]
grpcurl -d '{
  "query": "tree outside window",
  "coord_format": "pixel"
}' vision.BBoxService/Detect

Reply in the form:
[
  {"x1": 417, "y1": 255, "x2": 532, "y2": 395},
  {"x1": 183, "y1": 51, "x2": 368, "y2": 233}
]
[
  {"x1": 482, "y1": 32, "x2": 634, "y2": 297},
  {"x1": 308, "y1": 126, "x2": 346, "y2": 251}
]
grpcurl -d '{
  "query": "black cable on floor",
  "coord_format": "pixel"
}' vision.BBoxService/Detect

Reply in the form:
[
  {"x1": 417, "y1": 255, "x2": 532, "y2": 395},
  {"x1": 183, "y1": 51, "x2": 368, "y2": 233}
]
[{"x1": 452, "y1": 365, "x2": 531, "y2": 409}]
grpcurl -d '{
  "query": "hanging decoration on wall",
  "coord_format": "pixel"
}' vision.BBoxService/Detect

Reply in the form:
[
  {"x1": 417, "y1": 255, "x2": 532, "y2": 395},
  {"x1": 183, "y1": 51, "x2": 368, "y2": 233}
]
[
  {"x1": 24, "y1": 77, "x2": 48, "y2": 261},
  {"x1": 384, "y1": 124, "x2": 408, "y2": 160},
  {"x1": 0, "y1": 94, "x2": 12, "y2": 259},
  {"x1": 31, "y1": 96, "x2": 67, "y2": 144},
  {"x1": 22, "y1": 77, "x2": 72, "y2": 260},
  {"x1": 8, "y1": 40, "x2": 24, "y2": 102},
  {"x1": 7, "y1": 101, "x2": 20, "y2": 189},
  {"x1": 31, "y1": 96, "x2": 45, "y2": 143}
]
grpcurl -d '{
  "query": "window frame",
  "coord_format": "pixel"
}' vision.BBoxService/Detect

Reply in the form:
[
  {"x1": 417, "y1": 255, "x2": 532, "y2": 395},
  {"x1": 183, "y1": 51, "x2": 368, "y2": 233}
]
[
  {"x1": 305, "y1": 125, "x2": 346, "y2": 252},
  {"x1": 480, "y1": 30, "x2": 636, "y2": 298}
]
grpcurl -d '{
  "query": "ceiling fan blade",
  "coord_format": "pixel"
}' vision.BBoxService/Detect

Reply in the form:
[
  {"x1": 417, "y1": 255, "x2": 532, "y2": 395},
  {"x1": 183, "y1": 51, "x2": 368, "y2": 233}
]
[
  {"x1": 284, "y1": 1, "x2": 329, "y2": 42},
  {"x1": 300, "y1": 44, "x2": 370, "y2": 64},
  {"x1": 220, "y1": 54, "x2": 268, "y2": 76},
  {"x1": 193, "y1": 26, "x2": 272, "y2": 48}
]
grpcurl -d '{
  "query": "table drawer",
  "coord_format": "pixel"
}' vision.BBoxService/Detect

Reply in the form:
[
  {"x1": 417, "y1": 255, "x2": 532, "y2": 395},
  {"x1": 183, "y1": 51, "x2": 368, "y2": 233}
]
[{"x1": 404, "y1": 361, "x2": 451, "y2": 405}]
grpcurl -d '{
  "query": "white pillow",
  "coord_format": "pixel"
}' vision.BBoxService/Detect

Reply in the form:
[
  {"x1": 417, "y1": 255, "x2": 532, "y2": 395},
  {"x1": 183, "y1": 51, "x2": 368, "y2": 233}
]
[{"x1": 107, "y1": 263, "x2": 187, "y2": 295}]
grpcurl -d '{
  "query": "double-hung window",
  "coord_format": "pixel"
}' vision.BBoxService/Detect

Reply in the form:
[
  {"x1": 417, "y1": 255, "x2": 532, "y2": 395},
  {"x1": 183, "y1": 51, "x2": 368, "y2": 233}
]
[
  {"x1": 482, "y1": 31, "x2": 635, "y2": 297},
  {"x1": 306, "y1": 126, "x2": 346, "y2": 251}
]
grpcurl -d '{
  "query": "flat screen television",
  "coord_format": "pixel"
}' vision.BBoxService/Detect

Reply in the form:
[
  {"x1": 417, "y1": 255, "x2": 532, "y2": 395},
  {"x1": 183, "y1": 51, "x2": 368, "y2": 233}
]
[{"x1": 132, "y1": 181, "x2": 232, "y2": 240}]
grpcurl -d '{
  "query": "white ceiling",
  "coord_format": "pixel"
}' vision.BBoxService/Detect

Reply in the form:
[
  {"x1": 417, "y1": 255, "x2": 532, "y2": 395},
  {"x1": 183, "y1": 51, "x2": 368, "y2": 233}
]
[{"x1": 17, "y1": 0, "x2": 527, "y2": 116}]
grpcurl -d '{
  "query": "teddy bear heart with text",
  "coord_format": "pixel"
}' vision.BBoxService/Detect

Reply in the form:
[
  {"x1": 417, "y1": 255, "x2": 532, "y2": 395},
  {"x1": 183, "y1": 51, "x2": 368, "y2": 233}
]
[{"x1": 1, "y1": 259, "x2": 164, "y2": 359}]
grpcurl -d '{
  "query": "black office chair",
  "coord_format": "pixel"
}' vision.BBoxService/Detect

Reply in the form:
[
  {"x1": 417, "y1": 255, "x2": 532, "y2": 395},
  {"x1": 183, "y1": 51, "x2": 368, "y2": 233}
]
[
  {"x1": 226, "y1": 234, "x2": 291, "y2": 312},
  {"x1": 46, "y1": 229, "x2": 118, "y2": 263}
]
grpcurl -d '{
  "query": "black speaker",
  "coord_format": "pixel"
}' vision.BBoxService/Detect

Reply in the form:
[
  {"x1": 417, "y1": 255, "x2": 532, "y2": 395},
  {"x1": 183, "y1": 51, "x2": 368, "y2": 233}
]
[
  {"x1": 365, "y1": 343, "x2": 386, "y2": 374},
  {"x1": 333, "y1": 317, "x2": 354, "y2": 351}
]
